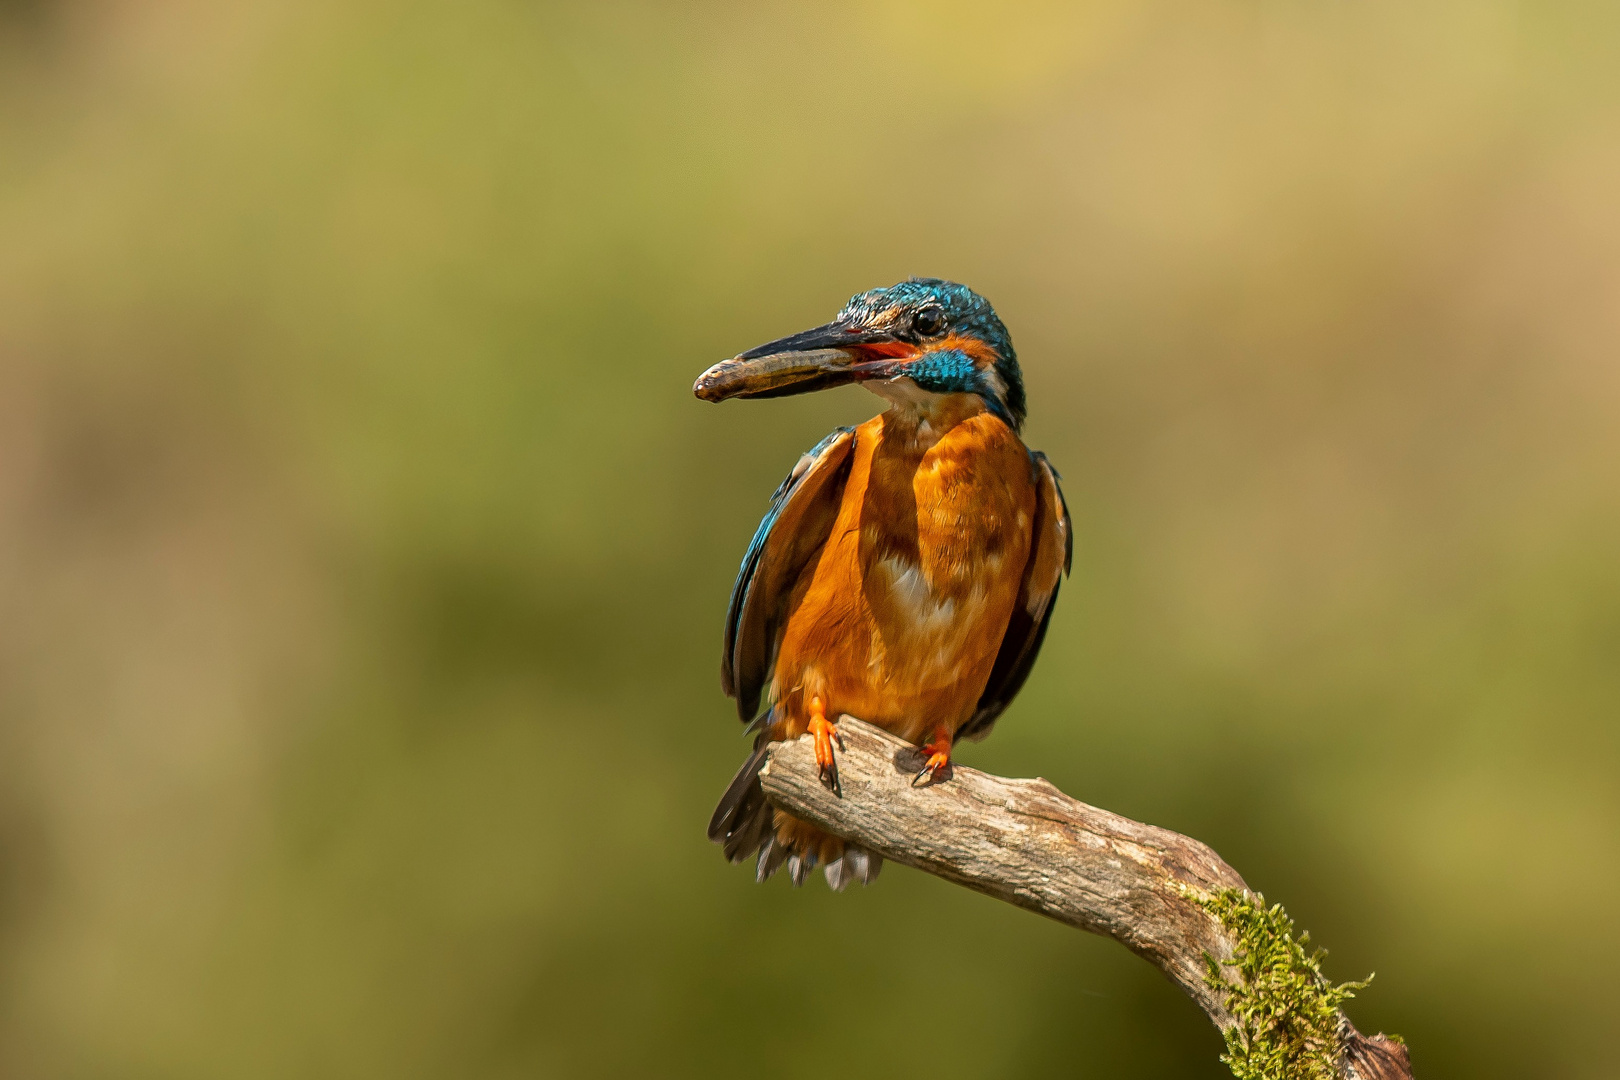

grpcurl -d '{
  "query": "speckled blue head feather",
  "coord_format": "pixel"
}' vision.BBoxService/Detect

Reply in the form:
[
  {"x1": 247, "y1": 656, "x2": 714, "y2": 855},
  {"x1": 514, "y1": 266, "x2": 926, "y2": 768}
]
[
  {"x1": 694, "y1": 277, "x2": 1027, "y2": 430},
  {"x1": 837, "y1": 278, "x2": 1026, "y2": 430}
]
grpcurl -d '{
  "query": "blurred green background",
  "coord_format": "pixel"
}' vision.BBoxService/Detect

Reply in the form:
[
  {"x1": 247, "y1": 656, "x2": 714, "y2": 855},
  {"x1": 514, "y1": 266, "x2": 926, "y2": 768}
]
[{"x1": 1, "y1": 1, "x2": 1617, "y2": 1077}]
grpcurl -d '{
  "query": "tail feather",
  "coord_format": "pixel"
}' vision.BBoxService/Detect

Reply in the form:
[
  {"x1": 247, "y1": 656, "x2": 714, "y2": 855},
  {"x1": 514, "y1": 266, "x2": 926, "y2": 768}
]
[
  {"x1": 822, "y1": 846, "x2": 883, "y2": 891},
  {"x1": 709, "y1": 743, "x2": 884, "y2": 889},
  {"x1": 756, "y1": 836, "x2": 790, "y2": 882},
  {"x1": 824, "y1": 855, "x2": 852, "y2": 892},
  {"x1": 708, "y1": 744, "x2": 772, "y2": 864},
  {"x1": 842, "y1": 845, "x2": 883, "y2": 885}
]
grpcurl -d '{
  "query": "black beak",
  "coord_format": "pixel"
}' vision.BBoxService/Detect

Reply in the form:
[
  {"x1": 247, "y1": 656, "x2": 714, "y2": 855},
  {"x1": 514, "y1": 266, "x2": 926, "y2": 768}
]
[{"x1": 693, "y1": 321, "x2": 902, "y2": 403}]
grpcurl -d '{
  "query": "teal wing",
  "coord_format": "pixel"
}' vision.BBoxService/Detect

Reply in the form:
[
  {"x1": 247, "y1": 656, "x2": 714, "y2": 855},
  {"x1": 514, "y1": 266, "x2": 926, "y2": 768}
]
[
  {"x1": 721, "y1": 427, "x2": 857, "y2": 723},
  {"x1": 958, "y1": 451, "x2": 1072, "y2": 742}
]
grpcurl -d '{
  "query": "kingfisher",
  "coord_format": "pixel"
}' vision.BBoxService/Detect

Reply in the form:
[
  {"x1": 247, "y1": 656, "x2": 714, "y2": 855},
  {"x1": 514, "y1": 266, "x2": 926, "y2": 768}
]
[{"x1": 694, "y1": 278, "x2": 1071, "y2": 890}]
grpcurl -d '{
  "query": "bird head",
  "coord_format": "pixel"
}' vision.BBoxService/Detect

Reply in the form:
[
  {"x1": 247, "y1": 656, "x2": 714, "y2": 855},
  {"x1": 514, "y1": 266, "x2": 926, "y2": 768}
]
[{"x1": 694, "y1": 278, "x2": 1025, "y2": 430}]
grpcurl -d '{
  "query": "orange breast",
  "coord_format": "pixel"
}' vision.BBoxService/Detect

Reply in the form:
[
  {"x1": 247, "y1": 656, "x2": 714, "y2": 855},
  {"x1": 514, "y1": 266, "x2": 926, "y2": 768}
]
[{"x1": 768, "y1": 397, "x2": 1037, "y2": 746}]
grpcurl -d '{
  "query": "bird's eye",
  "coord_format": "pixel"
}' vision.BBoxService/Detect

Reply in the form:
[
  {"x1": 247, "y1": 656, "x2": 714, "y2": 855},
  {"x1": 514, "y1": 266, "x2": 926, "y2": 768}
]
[{"x1": 912, "y1": 307, "x2": 945, "y2": 337}]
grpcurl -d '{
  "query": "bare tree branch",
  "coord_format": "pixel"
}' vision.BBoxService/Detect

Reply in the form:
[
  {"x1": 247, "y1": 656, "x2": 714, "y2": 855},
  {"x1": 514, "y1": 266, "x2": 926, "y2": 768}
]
[{"x1": 758, "y1": 717, "x2": 1413, "y2": 1080}]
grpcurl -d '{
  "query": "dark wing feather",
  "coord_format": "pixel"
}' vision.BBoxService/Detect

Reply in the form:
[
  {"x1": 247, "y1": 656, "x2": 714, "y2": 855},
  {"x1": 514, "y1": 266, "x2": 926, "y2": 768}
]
[
  {"x1": 958, "y1": 450, "x2": 1072, "y2": 742},
  {"x1": 721, "y1": 427, "x2": 856, "y2": 722}
]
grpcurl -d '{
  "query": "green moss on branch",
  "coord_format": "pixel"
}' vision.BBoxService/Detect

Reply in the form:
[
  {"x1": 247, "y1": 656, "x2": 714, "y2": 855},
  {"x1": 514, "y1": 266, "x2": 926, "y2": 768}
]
[{"x1": 1194, "y1": 889, "x2": 1372, "y2": 1080}]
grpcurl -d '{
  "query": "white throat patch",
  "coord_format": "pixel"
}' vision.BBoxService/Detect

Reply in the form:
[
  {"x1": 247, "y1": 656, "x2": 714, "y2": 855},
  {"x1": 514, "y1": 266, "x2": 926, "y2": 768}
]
[{"x1": 863, "y1": 376, "x2": 947, "y2": 413}]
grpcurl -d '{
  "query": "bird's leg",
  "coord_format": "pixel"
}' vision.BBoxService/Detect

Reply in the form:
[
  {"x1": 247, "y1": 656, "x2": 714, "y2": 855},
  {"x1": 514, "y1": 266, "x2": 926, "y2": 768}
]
[
  {"x1": 911, "y1": 724, "x2": 954, "y2": 787},
  {"x1": 806, "y1": 695, "x2": 842, "y2": 792}
]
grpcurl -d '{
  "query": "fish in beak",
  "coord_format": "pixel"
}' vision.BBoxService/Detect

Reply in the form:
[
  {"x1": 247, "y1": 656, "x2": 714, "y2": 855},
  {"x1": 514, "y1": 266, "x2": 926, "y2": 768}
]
[{"x1": 693, "y1": 321, "x2": 914, "y2": 402}]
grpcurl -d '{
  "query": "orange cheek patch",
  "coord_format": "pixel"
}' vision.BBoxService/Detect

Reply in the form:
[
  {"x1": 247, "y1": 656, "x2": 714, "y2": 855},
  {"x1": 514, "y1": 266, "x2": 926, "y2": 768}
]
[{"x1": 935, "y1": 333, "x2": 999, "y2": 366}]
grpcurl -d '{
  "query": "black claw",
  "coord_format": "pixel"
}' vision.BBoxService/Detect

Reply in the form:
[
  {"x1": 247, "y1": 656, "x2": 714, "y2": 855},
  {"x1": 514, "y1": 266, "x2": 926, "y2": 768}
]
[{"x1": 818, "y1": 758, "x2": 841, "y2": 795}]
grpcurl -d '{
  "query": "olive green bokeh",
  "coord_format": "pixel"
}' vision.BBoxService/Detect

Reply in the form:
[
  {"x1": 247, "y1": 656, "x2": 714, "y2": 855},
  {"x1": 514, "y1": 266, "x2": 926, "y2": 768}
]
[{"x1": 1, "y1": 2, "x2": 1617, "y2": 1077}]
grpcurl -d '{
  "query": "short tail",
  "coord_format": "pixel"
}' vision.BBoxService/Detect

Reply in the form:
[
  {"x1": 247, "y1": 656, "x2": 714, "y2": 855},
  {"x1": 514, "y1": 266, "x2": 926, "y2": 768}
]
[
  {"x1": 707, "y1": 744, "x2": 773, "y2": 863},
  {"x1": 707, "y1": 743, "x2": 882, "y2": 890}
]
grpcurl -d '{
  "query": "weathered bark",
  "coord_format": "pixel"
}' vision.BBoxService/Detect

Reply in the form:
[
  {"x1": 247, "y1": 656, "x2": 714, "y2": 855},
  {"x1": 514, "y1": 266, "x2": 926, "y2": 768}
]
[{"x1": 757, "y1": 716, "x2": 1412, "y2": 1080}]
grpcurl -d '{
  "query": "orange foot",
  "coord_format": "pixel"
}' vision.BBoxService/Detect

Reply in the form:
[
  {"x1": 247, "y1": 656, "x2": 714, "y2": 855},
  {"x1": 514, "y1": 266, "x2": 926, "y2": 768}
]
[
  {"x1": 912, "y1": 725, "x2": 954, "y2": 787},
  {"x1": 806, "y1": 695, "x2": 843, "y2": 792}
]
